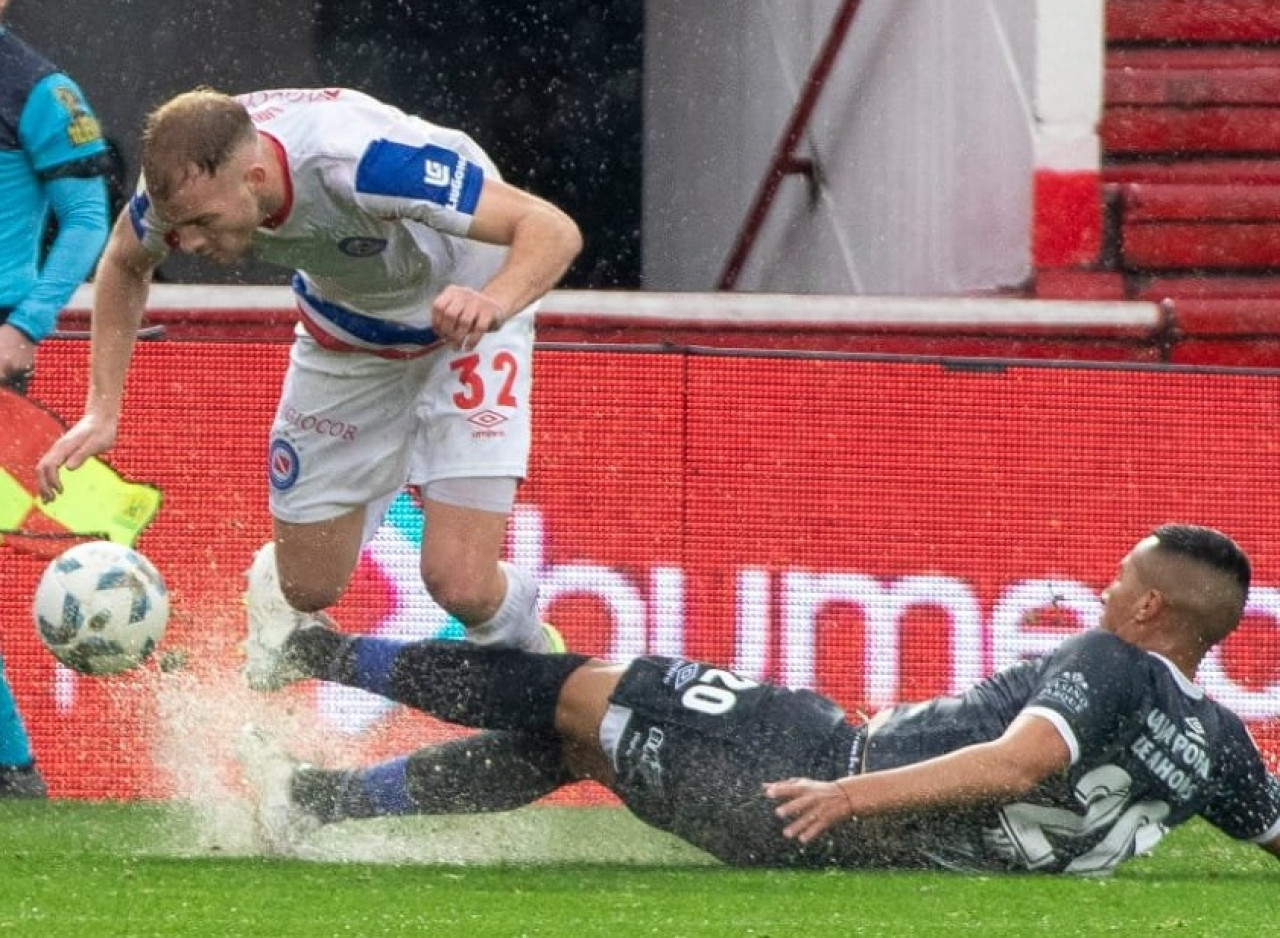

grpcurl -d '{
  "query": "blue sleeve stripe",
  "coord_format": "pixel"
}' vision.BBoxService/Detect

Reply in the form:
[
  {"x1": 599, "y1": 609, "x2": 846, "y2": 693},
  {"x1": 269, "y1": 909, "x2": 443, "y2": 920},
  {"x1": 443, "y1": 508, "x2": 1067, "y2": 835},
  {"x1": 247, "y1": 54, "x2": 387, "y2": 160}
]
[
  {"x1": 128, "y1": 192, "x2": 150, "y2": 241},
  {"x1": 355, "y1": 139, "x2": 484, "y2": 216},
  {"x1": 293, "y1": 274, "x2": 441, "y2": 347},
  {"x1": 456, "y1": 163, "x2": 482, "y2": 215}
]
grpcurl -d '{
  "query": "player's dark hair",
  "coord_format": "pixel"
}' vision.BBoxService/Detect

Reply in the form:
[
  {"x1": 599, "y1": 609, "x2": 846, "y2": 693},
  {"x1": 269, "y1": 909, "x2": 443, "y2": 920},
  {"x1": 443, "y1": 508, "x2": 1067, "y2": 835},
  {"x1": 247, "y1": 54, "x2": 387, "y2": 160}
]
[
  {"x1": 141, "y1": 88, "x2": 255, "y2": 201},
  {"x1": 1150, "y1": 523, "x2": 1251, "y2": 594}
]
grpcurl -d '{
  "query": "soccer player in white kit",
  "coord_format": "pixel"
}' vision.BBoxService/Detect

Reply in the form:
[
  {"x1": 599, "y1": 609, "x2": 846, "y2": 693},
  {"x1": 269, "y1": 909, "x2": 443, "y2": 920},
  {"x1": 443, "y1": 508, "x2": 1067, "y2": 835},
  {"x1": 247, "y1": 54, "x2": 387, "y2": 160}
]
[{"x1": 35, "y1": 88, "x2": 583, "y2": 677}]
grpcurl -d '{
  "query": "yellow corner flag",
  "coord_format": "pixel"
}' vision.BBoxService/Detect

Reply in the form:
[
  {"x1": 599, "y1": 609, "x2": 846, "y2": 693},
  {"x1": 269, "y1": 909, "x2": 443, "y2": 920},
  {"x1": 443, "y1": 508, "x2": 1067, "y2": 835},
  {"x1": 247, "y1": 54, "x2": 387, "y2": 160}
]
[{"x1": 0, "y1": 388, "x2": 161, "y2": 558}]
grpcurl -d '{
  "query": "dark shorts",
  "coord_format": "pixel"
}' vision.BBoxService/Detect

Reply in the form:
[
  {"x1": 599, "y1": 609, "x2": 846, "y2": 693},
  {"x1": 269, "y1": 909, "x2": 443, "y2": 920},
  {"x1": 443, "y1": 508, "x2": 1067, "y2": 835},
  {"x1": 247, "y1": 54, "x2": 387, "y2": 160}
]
[{"x1": 606, "y1": 656, "x2": 865, "y2": 867}]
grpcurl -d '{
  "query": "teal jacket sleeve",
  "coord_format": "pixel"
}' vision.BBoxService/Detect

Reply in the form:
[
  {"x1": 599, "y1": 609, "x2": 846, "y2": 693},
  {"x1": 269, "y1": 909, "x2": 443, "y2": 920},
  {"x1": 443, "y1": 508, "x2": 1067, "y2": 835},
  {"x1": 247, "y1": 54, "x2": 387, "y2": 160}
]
[
  {"x1": 6, "y1": 72, "x2": 110, "y2": 342},
  {"x1": 7, "y1": 173, "x2": 110, "y2": 342}
]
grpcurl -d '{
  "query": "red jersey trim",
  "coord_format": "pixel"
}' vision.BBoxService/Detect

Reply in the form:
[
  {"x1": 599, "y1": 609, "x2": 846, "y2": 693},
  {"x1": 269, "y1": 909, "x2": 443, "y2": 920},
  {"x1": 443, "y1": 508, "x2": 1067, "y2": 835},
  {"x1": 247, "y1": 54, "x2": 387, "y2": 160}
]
[{"x1": 260, "y1": 132, "x2": 294, "y2": 230}]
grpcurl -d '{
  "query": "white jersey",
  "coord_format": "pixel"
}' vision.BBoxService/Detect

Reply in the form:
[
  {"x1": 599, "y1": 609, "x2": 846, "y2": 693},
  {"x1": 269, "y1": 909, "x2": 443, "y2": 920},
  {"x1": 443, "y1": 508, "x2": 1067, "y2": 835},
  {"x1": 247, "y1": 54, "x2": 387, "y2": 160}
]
[{"x1": 129, "y1": 87, "x2": 513, "y2": 358}]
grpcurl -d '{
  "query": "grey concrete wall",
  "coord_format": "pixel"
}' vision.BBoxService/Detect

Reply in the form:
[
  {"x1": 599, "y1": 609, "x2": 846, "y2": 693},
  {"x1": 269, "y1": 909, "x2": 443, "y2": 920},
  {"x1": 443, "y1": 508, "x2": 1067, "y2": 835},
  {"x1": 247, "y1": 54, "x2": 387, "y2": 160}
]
[{"x1": 643, "y1": 0, "x2": 1039, "y2": 294}]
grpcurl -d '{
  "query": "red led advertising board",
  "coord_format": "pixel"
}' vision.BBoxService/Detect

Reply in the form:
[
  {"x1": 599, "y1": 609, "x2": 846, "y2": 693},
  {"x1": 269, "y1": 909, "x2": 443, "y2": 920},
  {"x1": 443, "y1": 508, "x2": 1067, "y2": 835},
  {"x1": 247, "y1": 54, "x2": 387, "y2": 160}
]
[{"x1": 3, "y1": 342, "x2": 1279, "y2": 799}]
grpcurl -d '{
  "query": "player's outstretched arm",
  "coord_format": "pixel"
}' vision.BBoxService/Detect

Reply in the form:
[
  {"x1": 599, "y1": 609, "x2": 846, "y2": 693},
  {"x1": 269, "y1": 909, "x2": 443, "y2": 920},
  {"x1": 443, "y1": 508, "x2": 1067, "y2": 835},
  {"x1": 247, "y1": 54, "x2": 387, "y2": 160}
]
[
  {"x1": 765, "y1": 712, "x2": 1071, "y2": 844},
  {"x1": 35, "y1": 213, "x2": 158, "y2": 501},
  {"x1": 431, "y1": 179, "x2": 582, "y2": 350}
]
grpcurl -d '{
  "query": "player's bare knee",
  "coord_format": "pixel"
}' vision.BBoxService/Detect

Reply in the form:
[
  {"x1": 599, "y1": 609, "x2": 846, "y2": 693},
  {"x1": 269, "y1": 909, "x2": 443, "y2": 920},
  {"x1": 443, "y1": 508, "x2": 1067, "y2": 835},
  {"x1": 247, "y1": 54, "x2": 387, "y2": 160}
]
[
  {"x1": 421, "y1": 565, "x2": 503, "y2": 623},
  {"x1": 278, "y1": 577, "x2": 342, "y2": 613}
]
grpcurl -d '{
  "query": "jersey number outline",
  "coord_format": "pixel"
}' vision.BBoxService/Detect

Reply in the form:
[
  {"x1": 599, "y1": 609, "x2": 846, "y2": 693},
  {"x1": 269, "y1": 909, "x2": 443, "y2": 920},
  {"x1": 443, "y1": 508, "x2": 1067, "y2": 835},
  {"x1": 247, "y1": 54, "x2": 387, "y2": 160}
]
[
  {"x1": 998, "y1": 764, "x2": 1170, "y2": 873},
  {"x1": 450, "y1": 351, "x2": 519, "y2": 410},
  {"x1": 680, "y1": 668, "x2": 759, "y2": 716}
]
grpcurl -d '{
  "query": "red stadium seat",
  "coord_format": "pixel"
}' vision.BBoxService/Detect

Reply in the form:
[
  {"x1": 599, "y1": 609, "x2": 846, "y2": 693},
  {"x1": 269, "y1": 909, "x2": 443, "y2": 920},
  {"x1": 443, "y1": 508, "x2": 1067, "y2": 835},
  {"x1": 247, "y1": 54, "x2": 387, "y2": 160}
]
[
  {"x1": 1079, "y1": 0, "x2": 1280, "y2": 307},
  {"x1": 1102, "y1": 160, "x2": 1280, "y2": 188},
  {"x1": 1121, "y1": 184, "x2": 1280, "y2": 223},
  {"x1": 1102, "y1": 106, "x2": 1280, "y2": 157},
  {"x1": 1107, "y1": 0, "x2": 1280, "y2": 44},
  {"x1": 1122, "y1": 222, "x2": 1280, "y2": 270},
  {"x1": 1107, "y1": 48, "x2": 1280, "y2": 107},
  {"x1": 1135, "y1": 275, "x2": 1280, "y2": 301}
]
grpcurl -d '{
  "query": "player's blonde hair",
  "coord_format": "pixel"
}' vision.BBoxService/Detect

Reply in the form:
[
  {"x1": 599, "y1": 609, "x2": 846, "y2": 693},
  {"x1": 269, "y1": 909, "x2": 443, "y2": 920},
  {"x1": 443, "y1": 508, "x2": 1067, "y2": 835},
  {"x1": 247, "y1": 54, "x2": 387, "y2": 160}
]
[{"x1": 141, "y1": 88, "x2": 256, "y2": 202}]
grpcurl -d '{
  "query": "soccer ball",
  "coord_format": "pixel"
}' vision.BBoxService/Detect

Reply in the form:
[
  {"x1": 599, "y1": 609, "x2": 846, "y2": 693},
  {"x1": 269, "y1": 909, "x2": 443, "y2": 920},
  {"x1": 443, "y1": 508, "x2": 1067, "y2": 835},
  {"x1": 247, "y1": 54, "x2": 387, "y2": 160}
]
[{"x1": 32, "y1": 541, "x2": 170, "y2": 676}]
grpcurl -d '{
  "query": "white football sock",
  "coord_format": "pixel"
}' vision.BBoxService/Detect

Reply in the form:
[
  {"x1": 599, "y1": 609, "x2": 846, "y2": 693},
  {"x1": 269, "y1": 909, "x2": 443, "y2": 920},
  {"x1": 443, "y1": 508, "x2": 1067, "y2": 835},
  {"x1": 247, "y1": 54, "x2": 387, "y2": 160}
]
[{"x1": 466, "y1": 561, "x2": 545, "y2": 651}]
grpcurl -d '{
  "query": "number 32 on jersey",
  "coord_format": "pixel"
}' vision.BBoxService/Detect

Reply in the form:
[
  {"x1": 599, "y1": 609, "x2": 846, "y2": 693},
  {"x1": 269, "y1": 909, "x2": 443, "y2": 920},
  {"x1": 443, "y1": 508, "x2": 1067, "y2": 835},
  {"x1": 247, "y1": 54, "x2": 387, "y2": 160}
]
[{"x1": 449, "y1": 351, "x2": 520, "y2": 411}]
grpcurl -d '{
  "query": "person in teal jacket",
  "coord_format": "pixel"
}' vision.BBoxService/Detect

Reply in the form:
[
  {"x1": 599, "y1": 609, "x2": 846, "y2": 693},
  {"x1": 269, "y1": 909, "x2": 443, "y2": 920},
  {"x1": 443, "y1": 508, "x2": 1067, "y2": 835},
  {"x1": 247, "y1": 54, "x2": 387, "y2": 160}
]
[{"x1": 0, "y1": 0, "x2": 111, "y2": 796}]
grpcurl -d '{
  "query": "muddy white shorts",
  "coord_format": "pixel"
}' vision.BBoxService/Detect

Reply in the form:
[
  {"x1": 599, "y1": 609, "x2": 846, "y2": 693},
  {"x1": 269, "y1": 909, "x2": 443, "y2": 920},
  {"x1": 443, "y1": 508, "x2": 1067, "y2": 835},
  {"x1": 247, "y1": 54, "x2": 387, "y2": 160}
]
[{"x1": 266, "y1": 311, "x2": 535, "y2": 525}]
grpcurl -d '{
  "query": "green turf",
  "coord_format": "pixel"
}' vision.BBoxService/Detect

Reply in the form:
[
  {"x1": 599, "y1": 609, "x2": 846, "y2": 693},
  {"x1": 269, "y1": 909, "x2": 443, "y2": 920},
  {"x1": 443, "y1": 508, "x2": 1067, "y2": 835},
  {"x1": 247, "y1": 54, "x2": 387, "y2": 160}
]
[{"x1": 0, "y1": 801, "x2": 1274, "y2": 937}]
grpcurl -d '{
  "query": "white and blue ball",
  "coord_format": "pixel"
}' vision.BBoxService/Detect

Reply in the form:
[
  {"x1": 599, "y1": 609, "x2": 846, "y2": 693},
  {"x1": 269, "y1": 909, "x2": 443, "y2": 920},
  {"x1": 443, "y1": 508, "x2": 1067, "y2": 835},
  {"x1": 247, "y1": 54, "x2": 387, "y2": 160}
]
[{"x1": 32, "y1": 541, "x2": 170, "y2": 676}]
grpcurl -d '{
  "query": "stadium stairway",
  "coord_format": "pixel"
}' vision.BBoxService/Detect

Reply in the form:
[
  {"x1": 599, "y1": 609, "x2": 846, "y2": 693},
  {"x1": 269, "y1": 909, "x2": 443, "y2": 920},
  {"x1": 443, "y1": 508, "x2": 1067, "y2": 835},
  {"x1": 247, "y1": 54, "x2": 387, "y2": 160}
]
[{"x1": 1037, "y1": 0, "x2": 1280, "y2": 354}]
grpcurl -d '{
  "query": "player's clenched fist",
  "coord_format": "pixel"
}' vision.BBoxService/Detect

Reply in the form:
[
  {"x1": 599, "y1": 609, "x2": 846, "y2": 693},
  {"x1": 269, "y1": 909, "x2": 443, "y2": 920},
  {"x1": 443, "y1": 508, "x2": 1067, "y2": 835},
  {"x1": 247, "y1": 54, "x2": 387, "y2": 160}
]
[{"x1": 432, "y1": 286, "x2": 507, "y2": 351}]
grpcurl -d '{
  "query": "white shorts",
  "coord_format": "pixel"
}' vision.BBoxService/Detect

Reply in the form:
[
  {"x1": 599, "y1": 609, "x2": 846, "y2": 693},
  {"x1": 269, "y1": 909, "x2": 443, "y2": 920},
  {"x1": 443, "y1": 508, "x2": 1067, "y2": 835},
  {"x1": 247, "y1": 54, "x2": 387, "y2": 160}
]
[{"x1": 266, "y1": 311, "x2": 535, "y2": 525}]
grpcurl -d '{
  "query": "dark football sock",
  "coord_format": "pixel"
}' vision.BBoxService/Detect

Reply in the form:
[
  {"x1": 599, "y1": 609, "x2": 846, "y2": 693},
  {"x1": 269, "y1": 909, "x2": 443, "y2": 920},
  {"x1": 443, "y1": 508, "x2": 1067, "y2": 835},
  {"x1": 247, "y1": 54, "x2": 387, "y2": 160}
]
[
  {"x1": 284, "y1": 624, "x2": 349, "y2": 678},
  {"x1": 292, "y1": 731, "x2": 568, "y2": 822},
  {"x1": 405, "y1": 731, "x2": 569, "y2": 813},
  {"x1": 288, "y1": 629, "x2": 590, "y2": 733}
]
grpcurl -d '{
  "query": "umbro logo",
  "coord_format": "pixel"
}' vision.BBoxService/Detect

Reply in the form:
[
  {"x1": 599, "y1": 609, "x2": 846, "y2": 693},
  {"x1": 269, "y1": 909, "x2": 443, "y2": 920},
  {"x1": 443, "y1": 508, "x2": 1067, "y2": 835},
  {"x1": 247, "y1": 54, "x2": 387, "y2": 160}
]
[
  {"x1": 1184, "y1": 717, "x2": 1207, "y2": 745},
  {"x1": 467, "y1": 410, "x2": 508, "y2": 429},
  {"x1": 669, "y1": 662, "x2": 701, "y2": 690}
]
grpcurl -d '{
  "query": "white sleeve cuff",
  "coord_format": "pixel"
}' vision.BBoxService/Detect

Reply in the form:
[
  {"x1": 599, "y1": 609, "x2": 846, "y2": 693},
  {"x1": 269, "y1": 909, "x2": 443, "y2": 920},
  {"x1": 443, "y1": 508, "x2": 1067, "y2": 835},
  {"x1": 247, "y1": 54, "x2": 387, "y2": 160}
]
[{"x1": 1022, "y1": 706, "x2": 1081, "y2": 765}]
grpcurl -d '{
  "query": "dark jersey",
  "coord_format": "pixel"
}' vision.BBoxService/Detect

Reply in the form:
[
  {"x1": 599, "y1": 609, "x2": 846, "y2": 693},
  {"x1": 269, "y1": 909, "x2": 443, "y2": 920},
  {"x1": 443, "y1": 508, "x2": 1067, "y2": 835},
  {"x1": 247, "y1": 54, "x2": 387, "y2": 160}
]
[
  {"x1": 864, "y1": 629, "x2": 1280, "y2": 873},
  {"x1": 606, "y1": 656, "x2": 865, "y2": 867},
  {"x1": 606, "y1": 637, "x2": 1280, "y2": 873}
]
